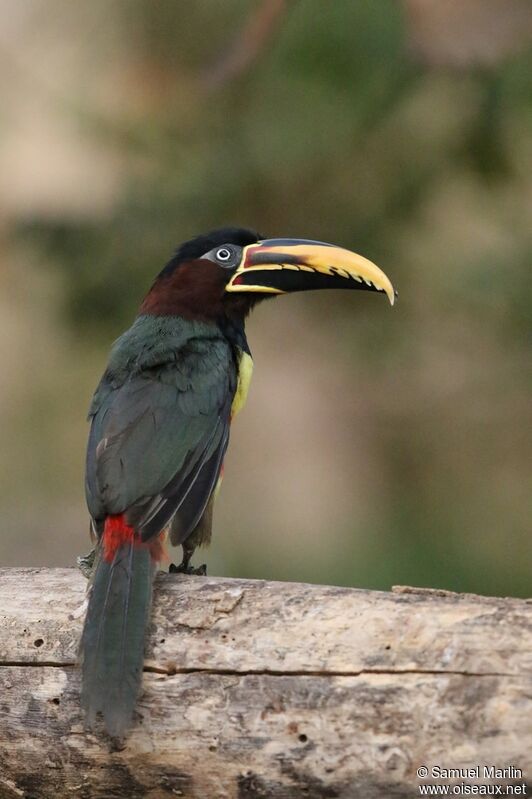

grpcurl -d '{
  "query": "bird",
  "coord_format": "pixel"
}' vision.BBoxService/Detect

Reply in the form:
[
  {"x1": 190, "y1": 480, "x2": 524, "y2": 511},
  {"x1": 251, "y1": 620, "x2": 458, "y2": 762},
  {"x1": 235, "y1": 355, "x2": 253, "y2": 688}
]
[{"x1": 79, "y1": 227, "x2": 395, "y2": 739}]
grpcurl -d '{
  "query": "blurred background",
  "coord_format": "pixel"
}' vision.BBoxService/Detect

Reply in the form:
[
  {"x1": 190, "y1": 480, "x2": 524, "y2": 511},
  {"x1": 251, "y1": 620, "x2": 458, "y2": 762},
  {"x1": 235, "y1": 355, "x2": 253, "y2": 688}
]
[{"x1": 0, "y1": 0, "x2": 530, "y2": 596}]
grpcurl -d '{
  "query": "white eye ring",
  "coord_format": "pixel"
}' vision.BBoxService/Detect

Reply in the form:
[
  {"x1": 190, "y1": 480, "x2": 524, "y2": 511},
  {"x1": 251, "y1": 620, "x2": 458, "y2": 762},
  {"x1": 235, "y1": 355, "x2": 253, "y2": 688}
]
[{"x1": 216, "y1": 247, "x2": 232, "y2": 262}]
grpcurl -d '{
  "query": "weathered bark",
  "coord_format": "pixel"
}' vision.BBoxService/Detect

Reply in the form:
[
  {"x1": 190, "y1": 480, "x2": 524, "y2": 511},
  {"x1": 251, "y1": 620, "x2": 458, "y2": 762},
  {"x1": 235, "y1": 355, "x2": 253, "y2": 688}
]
[{"x1": 0, "y1": 568, "x2": 530, "y2": 799}]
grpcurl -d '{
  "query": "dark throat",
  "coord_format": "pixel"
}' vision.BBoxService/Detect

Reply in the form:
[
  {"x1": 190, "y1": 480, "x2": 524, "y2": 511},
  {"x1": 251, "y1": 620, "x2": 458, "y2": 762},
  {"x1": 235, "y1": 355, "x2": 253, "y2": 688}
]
[{"x1": 219, "y1": 294, "x2": 261, "y2": 354}]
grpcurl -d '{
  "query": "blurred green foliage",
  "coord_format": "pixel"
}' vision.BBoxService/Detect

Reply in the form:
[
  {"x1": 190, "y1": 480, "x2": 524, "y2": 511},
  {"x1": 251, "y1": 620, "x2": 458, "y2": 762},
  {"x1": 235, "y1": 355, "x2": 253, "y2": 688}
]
[
  {"x1": 4, "y1": 0, "x2": 531, "y2": 595},
  {"x1": 23, "y1": 4, "x2": 531, "y2": 339}
]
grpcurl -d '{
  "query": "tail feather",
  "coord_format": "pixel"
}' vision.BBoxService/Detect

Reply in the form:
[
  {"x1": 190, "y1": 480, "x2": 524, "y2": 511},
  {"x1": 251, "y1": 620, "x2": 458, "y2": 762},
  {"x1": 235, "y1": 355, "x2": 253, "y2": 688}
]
[{"x1": 80, "y1": 527, "x2": 156, "y2": 738}]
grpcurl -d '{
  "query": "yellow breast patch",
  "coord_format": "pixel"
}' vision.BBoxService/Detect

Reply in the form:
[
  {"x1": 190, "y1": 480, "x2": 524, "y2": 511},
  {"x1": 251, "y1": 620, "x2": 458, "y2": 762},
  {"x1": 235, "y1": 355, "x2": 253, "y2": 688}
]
[{"x1": 231, "y1": 350, "x2": 254, "y2": 418}]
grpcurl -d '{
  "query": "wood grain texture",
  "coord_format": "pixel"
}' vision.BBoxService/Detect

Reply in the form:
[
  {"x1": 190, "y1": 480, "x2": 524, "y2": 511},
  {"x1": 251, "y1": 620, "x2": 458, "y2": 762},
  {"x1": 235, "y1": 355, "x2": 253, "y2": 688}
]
[{"x1": 0, "y1": 568, "x2": 530, "y2": 798}]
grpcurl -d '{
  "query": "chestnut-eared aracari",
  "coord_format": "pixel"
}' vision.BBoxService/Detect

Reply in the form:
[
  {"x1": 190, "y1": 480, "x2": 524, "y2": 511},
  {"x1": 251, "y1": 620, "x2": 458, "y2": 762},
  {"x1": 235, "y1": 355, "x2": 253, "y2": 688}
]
[{"x1": 80, "y1": 227, "x2": 395, "y2": 738}]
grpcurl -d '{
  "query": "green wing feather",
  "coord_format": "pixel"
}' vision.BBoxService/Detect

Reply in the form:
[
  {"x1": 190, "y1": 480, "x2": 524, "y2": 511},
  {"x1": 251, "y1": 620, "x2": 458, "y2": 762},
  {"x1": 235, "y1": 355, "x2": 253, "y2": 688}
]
[{"x1": 85, "y1": 315, "x2": 236, "y2": 541}]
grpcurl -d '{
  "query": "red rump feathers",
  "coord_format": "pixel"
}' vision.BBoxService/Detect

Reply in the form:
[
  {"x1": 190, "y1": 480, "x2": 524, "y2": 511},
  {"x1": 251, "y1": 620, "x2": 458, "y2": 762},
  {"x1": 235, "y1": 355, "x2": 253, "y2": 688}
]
[
  {"x1": 102, "y1": 515, "x2": 135, "y2": 562},
  {"x1": 102, "y1": 514, "x2": 166, "y2": 563}
]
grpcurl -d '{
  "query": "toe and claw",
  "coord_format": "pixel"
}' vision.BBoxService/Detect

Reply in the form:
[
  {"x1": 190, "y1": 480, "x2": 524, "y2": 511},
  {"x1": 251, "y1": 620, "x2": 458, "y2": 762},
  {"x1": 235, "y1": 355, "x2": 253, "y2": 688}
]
[{"x1": 169, "y1": 561, "x2": 207, "y2": 576}]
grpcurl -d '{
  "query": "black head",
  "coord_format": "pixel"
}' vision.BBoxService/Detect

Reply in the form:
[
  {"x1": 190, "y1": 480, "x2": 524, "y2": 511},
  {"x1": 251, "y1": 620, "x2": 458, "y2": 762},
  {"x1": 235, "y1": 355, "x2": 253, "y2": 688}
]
[{"x1": 159, "y1": 227, "x2": 262, "y2": 279}]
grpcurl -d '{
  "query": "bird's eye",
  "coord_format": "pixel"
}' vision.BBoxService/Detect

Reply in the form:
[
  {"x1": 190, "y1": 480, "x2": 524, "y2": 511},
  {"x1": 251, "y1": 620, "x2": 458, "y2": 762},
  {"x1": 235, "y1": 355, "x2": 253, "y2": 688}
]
[{"x1": 216, "y1": 247, "x2": 232, "y2": 262}]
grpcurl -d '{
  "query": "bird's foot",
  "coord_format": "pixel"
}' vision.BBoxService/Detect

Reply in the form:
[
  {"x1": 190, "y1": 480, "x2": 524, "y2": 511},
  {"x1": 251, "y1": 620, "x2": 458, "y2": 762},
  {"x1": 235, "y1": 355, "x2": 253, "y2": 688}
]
[
  {"x1": 169, "y1": 561, "x2": 207, "y2": 576},
  {"x1": 77, "y1": 547, "x2": 96, "y2": 579}
]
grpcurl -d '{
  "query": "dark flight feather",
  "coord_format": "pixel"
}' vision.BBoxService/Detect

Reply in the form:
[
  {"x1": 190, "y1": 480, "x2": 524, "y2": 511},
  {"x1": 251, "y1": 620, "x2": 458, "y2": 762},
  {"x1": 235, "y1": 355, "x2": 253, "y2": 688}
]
[{"x1": 170, "y1": 422, "x2": 229, "y2": 546}]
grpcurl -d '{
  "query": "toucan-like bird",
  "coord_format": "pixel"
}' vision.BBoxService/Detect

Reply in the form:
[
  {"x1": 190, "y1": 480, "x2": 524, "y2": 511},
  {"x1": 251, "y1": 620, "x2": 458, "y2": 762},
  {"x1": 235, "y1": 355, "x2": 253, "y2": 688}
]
[{"x1": 80, "y1": 227, "x2": 395, "y2": 738}]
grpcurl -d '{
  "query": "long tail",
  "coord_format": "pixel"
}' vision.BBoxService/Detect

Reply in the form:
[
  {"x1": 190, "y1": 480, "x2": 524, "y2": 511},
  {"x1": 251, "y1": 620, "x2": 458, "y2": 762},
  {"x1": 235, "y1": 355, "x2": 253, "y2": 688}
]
[{"x1": 80, "y1": 515, "x2": 160, "y2": 738}]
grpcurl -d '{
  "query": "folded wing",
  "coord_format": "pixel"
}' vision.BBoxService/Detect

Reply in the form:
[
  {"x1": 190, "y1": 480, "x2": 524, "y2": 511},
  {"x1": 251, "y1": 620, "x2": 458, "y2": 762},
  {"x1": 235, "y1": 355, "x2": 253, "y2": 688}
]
[{"x1": 85, "y1": 337, "x2": 235, "y2": 544}]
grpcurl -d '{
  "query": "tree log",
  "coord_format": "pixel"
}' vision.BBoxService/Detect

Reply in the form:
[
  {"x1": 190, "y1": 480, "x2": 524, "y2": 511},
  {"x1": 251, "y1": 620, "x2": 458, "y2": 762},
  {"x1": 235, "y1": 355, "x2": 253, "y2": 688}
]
[{"x1": 0, "y1": 568, "x2": 530, "y2": 799}]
